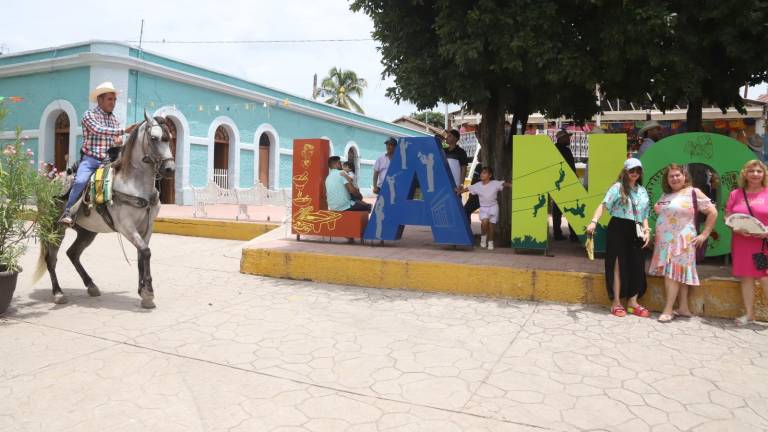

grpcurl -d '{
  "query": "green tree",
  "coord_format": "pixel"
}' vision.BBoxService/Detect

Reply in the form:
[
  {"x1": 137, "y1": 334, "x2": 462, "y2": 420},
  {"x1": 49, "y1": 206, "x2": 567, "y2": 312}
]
[
  {"x1": 598, "y1": 1, "x2": 768, "y2": 131},
  {"x1": 319, "y1": 67, "x2": 368, "y2": 114},
  {"x1": 351, "y1": 0, "x2": 605, "y2": 245},
  {"x1": 410, "y1": 111, "x2": 445, "y2": 128}
]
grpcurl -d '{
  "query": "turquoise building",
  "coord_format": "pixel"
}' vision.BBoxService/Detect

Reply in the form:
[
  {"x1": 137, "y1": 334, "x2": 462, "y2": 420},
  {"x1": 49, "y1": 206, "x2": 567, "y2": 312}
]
[{"x1": 0, "y1": 41, "x2": 425, "y2": 204}]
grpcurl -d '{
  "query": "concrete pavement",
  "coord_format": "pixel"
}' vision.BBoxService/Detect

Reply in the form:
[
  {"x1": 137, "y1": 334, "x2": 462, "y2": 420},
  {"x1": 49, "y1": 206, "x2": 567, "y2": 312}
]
[{"x1": 1, "y1": 232, "x2": 767, "y2": 431}]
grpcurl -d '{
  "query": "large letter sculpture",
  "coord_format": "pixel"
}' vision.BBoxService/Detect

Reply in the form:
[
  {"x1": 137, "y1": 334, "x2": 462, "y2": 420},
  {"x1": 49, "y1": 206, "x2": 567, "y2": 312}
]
[
  {"x1": 640, "y1": 132, "x2": 754, "y2": 257},
  {"x1": 363, "y1": 136, "x2": 473, "y2": 246},
  {"x1": 511, "y1": 134, "x2": 627, "y2": 251},
  {"x1": 291, "y1": 139, "x2": 368, "y2": 238}
]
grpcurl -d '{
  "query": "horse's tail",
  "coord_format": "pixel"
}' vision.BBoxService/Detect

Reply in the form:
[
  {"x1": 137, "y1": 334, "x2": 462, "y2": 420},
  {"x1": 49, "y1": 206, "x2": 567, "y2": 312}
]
[{"x1": 30, "y1": 241, "x2": 48, "y2": 285}]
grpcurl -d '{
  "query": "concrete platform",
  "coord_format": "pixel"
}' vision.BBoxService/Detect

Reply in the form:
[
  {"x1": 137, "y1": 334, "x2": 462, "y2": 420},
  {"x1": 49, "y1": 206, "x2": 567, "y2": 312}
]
[{"x1": 241, "y1": 226, "x2": 768, "y2": 321}]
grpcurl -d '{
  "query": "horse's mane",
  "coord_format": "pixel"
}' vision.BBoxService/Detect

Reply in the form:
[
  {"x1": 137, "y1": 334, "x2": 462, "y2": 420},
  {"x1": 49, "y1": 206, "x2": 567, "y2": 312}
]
[{"x1": 113, "y1": 116, "x2": 169, "y2": 175}]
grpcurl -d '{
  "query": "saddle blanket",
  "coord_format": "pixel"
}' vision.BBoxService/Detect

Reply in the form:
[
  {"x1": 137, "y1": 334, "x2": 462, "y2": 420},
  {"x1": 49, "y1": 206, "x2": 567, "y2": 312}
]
[{"x1": 89, "y1": 165, "x2": 114, "y2": 205}]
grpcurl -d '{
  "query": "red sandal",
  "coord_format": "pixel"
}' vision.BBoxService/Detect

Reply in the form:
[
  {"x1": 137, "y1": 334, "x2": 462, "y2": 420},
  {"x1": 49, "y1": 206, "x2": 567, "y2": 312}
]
[
  {"x1": 611, "y1": 305, "x2": 627, "y2": 317},
  {"x1": 627, "y1": 305, "x2": 650, "y2": 318}
]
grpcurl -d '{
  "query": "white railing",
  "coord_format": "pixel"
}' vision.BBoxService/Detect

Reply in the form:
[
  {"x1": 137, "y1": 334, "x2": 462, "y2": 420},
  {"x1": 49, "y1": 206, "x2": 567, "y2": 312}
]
[
  {"x1": 212, "y1": 168, "x2": 229, "y2": 189},
  {"x1": 459, "y1": 132, "x2": 480, "y2": 157},
  {"x1": 538, "y1": 130, "x2": 590, "y2": 162},
  {"x1": 192, "y1": 181, "x2": 290, "y2": 222}
]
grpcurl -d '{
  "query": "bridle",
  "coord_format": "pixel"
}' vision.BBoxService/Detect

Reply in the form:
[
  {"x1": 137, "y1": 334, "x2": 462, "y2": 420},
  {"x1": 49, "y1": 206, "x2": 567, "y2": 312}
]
[{"x1": 140, "y1": 119, "x2": 174, "y2": 178}]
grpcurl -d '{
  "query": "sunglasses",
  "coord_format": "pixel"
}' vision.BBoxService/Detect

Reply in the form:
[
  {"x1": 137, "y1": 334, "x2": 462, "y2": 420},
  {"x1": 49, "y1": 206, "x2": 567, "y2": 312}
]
[{"x1": 628, "y1": 167, "x2": 642, "y2": 174}]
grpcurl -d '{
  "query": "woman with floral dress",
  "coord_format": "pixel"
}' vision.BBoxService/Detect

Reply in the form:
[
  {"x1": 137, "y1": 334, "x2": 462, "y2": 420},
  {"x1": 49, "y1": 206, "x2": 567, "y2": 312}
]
[
  {"x1": 586, "y1": 158, "x2": 651, "y2": 317},
  {"x1": 649, "y1": 164, "x2": 717, "y2": 322}
]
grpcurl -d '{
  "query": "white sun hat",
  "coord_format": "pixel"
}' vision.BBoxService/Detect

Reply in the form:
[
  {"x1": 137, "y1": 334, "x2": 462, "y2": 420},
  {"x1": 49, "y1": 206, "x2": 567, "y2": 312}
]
[{"x1": 89, "y1": 81, "x2": 120, "y2": 102}]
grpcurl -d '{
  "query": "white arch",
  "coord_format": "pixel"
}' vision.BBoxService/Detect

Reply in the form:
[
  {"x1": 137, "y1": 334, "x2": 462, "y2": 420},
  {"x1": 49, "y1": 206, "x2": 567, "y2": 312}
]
[
  {"x1": 153, "y1": 106, "x2": 190, "y2": 203},
  {"x1": 343, "y1": 141, "x2": 361, "y2": 179},
  {"x1": 38, "y1": 100, "x2": 79, "y2": 168},
  {"x1": 208, "y1": 116, "x2": 240, "y2": 189},
  {"x1": 253, "y1": 123, "x2": 280, "y2": 189}
]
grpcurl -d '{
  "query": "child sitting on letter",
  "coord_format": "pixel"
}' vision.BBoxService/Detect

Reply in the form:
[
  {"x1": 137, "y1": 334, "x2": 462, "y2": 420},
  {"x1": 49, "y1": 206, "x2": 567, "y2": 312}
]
[{"x1": 457, "y1": 166, "x2": 511, "y2": 250}]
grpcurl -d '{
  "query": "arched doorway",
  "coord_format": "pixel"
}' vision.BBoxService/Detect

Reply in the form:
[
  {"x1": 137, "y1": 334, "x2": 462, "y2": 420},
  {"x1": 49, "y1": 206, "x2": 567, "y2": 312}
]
[
  {"x1": 54, "y1": 112, "x2": 70, "y2": 171},
  {"x1": 258, "y1": 133, "x2": 270, "y2": 187},
  {"x1": 213, "y1": 126, "x2": 230, "y2": 188},
  {"x1": 159, "y1": 120, "x2": 178, "y2": 203}
]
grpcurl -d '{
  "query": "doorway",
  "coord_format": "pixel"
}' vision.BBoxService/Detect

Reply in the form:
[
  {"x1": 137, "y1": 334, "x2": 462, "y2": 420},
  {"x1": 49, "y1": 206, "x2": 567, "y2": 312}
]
[
  {"x1": 159, "y1": 120, "x2": 177, "y2": 204},
  {"x1": 213, "y1": 126, "x2": 230, "y2": 188},
  {"x1": 258, "y1": 132, "x2": 270, "y2": 187},
  {"x1": 54, "y1": 112, "x2": 70, "y2": 172}
]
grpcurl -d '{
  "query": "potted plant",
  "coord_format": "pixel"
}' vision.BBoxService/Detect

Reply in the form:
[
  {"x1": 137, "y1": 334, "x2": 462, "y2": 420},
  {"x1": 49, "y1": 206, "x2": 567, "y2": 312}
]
[{"x1": 0, "y1": 104, "x2": 63, "y2": 314}]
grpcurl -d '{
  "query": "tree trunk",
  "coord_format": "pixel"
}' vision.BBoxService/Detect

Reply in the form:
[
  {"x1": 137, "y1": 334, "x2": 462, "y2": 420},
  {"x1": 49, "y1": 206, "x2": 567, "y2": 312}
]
[
  {"x1": 479, "y1": 91, "x2": 510, "y2": 246},
  {"x1": 687, "y1": 96, "x2": 703, "y2": 132}
]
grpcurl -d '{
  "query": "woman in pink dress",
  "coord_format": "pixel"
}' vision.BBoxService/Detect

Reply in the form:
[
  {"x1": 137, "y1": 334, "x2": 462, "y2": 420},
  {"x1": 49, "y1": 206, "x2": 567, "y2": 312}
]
[
  {"x1": 725, "y1": 159, "x2": 768, "y2": 325},
  {"x1": 649, "y1": 164, "x2": 717, "y2": 322}
]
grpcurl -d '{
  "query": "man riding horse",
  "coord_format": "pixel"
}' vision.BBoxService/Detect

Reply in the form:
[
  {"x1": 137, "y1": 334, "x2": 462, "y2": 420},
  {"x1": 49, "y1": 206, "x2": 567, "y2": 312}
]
[
  {"x1": 35, "y1": 81, "x2": 175, "y2": 309},
  {"x1": 59, "y1": 81, "x2": 140, "y2": 226}
]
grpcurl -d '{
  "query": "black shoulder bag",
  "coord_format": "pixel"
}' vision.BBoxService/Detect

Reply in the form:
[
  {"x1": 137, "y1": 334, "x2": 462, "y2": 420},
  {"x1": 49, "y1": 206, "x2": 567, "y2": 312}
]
[{"x1": 742, "y1": 188, "x2": 768, "y2": 270}]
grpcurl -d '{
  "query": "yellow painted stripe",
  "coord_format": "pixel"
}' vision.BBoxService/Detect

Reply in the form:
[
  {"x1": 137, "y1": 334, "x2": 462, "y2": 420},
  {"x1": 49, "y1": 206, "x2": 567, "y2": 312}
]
[
  {"x1": 240, "y1": 247, "x2": 767, "y2": 321},
  {"x1": 154, "y1": 218, "x2": 279, "y2": 241}
]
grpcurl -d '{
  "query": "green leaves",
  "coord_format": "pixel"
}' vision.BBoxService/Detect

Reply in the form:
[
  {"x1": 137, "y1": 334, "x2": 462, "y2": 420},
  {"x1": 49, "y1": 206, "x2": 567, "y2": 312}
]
[
  {"x1": 319, "y1": 67, "x2": 368, "y2": 113},
  {"x1": 0, "y1": 105, "x2": 63, "y2": 272}
]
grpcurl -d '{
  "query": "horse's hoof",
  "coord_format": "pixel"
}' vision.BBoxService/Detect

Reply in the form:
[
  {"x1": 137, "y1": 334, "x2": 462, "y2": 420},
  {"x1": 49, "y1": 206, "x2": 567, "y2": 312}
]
[
  {"x1": 139, "y1": 289, "x2": 155, "y2": 309},
  {"x1": 87, "y1": 284, "x2": 101, "y2": 297},
  {"x1": 53, "y1": 293, "x2": 68, "y2": 304}
]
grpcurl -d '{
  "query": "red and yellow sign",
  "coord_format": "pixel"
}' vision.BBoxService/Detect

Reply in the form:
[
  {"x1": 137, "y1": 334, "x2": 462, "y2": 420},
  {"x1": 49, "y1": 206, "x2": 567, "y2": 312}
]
[{"x1": 291, "y1": 139, "x2": 368, "y2": 238}]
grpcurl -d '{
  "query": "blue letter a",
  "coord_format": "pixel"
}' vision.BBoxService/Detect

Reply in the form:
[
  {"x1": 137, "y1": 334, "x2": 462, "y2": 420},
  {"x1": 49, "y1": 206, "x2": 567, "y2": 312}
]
[{"x1": 364, "y1": 137, "x2": 473, "y2": 246}]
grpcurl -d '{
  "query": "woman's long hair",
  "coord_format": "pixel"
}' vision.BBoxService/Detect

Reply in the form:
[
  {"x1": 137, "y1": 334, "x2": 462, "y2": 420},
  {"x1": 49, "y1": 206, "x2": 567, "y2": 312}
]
[{"x1": 617, "y1": 168, "x2": 643, "y2": 204}]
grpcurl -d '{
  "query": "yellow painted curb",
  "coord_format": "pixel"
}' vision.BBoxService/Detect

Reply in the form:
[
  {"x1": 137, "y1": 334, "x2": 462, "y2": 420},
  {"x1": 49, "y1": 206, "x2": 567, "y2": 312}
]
[
  {"x1": 240, "y1": 247, "x2": 768, "y2": 321},
  {"x1": 154, "y1": 218, "x2": 279, "y2": 241}
]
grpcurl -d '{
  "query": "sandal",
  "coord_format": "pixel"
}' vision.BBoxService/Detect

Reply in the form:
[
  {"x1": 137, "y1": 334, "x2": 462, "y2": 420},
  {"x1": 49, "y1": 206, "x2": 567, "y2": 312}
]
[
  {"x1": 735, "y1": 315, "x2": 754, "y2": 326},
  {"x1": 673, "y1": 310, "x2": 693, "y2": 318},
  {"x1": 611, "y1": 305, "x2": 627, "y2": 317},
  {"x1": 627, "y1": 305, "x2": 651, "y2": 318},
  {"x1": 658, "y1": 314, "x2": 674, "y2": 323}
]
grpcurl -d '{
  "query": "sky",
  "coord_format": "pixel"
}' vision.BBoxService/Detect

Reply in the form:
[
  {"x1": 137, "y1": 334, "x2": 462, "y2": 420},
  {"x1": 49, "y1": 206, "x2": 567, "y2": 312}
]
[
  {"x1": 0, "y1": 0, "x2": 434, "y2": 122},
  {"x1": 1, "y1": 0, "x2": 765, "y2": 122}
]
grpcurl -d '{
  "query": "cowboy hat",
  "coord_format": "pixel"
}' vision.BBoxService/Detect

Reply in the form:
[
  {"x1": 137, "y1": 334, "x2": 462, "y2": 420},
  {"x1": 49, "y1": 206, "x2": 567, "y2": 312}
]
[
  {"x1": 89, "y1": 81, "x2": 120, "y2": 102},
  {"x1": 638, "y1": 120, "x2": 662, "y2": 136},
  {"x1": 555, "y1": 129, "x2": 572, "y2": 139}
]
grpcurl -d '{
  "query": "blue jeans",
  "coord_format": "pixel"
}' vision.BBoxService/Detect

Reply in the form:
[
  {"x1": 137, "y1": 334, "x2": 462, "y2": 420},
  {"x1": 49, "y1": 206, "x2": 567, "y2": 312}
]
[{"x1": 65, "y1": 155, "x2": 102, "y2": 210}]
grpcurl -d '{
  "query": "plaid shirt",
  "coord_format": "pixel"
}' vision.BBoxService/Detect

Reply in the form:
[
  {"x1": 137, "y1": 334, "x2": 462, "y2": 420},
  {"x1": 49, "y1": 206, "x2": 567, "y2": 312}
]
[{"x1": 81, "y1": 106, "x2": 124, "y2": 160}]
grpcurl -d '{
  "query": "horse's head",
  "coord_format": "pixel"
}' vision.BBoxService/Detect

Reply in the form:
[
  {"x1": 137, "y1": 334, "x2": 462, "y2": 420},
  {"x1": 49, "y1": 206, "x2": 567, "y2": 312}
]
[{"x1": 142, "y1": 110, "x2": 175, "y2": 178}]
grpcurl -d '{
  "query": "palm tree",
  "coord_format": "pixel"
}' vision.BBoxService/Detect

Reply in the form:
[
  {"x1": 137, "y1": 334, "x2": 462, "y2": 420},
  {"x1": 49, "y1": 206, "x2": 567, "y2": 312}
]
[{"x1": 319, "y1": 67, "x2": 367, "y2": 114}]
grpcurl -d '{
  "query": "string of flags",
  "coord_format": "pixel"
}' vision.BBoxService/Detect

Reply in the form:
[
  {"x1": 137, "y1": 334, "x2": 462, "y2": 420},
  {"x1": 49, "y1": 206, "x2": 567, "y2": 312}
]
[
  {"x1": 126, "y1": 98, "x2": 293, "y2": 113},
  {"x1": 0, "y1": 96, "x2": 24, "y2": 103}
]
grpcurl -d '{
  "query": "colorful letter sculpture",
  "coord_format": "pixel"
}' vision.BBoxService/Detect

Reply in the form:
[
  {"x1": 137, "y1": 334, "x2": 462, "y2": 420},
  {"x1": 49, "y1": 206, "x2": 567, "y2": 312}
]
[
  {"x1": 511, "y1": 134, "x2": 627, "y2": 250},
  {"x1": 291, "y1": 139, "x2": 368, "y2": 238},
  {"x1": 363, "y1": 137, "x2": 473, "y2": 246},
  {"x1": 640, "y1": 132, "x2": 755, "y2": 257}
]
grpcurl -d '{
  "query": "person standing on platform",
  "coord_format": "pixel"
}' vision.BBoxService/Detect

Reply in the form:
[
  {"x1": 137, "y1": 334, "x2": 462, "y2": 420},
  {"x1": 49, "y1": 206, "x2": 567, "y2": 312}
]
[
  {"x1": 552, "y1": 129, "x2": 579, "y2": 242},
  {"x1": 456, "y1": 166, "x2": 511, "y2": 251},
  {"x1": 444, "y1": 129, "x2": 468, "y2": 188},
  {"x1": 636, "y1": 120, "x2": 663, "y2": 157},
  {"x1": 725, "y1": 159, "x2": 768, "y2": 325},
  {"x1": 586, "y1": 158, "x2": 651, "y2": 318},
  {"x1": 649, "y1": 164, "x2": 717, "y2": 322},
  {"x1": 372, "y1": 137, "x2": 396, "y2": 195}
]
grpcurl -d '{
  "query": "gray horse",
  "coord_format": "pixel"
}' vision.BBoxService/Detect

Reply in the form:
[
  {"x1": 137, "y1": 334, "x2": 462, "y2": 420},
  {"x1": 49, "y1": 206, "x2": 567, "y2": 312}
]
[{"x1": 32, "y1": 111, "x2": 175, "y2": 309}]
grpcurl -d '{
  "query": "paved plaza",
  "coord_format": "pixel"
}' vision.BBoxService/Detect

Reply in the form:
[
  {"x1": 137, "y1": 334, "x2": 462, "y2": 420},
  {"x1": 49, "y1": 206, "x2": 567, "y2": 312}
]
[{"x1": 1, "y1": 232, "x2": 767, "y2": 431}]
